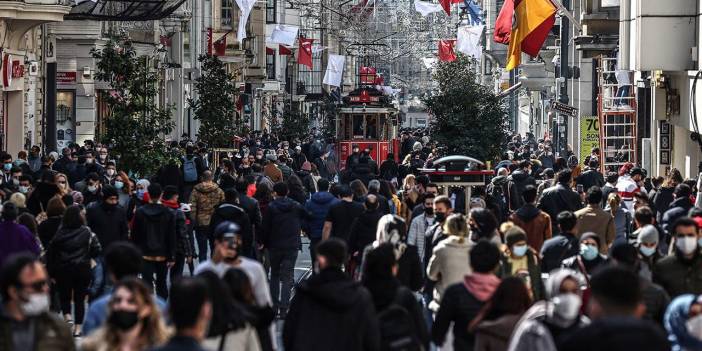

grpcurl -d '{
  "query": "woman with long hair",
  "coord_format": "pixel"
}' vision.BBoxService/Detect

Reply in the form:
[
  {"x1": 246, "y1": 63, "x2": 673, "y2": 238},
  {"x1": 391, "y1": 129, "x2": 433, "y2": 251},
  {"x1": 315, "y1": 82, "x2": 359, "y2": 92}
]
[
  {"x1": 115, "y1": 171, "x2": 132, "y2": 209},
  {"x1": 55, "y1": 172, "x2": 72, "y2": 196},
  {"x1": 286, "y1": 174, "x2": 308, "y2": 205},
  {"x1": 653, "y1": 168, "x2": 683, "y2": 221},
  {"x1": 38, "y1": 196, "x2": 66, "y2": 249},
  {"x1": 470, "y1": 207, "x2": 501, "y2": 244},
  {"x1": 198, "y1": 270, "x2": 262, "y2": 351},
  {"x1": 470, "y1": 277, "x2": 532, "y2": 351},
  {"x1": 350, "y1": 179, "x2": 368, "y2": 203},
  {"x1": 223, "y1": 268, "x2": 276, "y2": 351},
  {"x1": 254, "y1": 183, "x2": 274, "y2": 218},
  {"x1": 426, "y1": 213, "x2": 473, "y2": 311},
  {"x1": 369, "y1": 214, "x2": 423, "y2": 291},
  {"x1": 81, "y1": 277, "x2": 169, "y2": 351},
  {"x1": 606, "y1": 192, "x2": 632, "y2": 243},
  {"x1": 46, "y1": 205, "x2": 101, "y2": 336}
]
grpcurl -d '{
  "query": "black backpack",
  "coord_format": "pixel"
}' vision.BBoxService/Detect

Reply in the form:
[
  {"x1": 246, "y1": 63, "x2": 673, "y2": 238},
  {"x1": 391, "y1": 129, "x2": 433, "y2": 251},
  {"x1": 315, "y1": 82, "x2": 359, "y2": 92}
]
[{"x1": 378, "y1": 295, "x2": 422, "y2": 351}]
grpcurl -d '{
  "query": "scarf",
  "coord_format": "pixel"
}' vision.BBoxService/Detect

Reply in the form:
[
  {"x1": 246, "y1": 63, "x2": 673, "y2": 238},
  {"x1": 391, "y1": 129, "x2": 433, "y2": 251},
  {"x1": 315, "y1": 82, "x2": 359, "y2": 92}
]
[{"x1": 463, "y1": 273, "x2": 500, "y2": 302}]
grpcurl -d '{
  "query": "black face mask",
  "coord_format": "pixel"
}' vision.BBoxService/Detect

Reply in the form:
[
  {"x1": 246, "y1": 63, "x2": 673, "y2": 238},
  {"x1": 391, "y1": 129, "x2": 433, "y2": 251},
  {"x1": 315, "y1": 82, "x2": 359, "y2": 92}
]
[
  {"x1": 424, "y1": 207, "x2": 434, "y2": 215},
  {"x1": 107, "y1": 310, "x2": 139, "y2": 331},
  {"x1": 434, "y1": 212, "x2": 446, "y2": 223}
]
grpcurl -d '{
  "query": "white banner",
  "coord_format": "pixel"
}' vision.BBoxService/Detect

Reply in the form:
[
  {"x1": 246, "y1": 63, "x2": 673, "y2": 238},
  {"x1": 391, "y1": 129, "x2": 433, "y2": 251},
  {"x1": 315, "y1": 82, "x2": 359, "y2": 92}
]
[
  {"x1": 323, "y1": 54, "x2": 346, "y2": 87},
  {"x1": 422, "y1": 57, "x2": 437, "y2": 68},
  {"x1": 269, "y1": 25, "x2": 299, "y2": 46},
  {"x1": 414, "y1": 1, "x2": 444, "y2": 17},
  {"x1": 235, "y1": 0, "x2": 257, "y2": 42},
  {"x1": 456, "y1": 25, "x2": 484, "y2": 58}
]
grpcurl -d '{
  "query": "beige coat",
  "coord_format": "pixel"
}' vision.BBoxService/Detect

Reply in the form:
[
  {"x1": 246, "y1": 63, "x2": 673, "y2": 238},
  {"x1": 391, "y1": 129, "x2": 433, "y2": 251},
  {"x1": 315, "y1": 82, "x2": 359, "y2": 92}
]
[
  {"x1": 426, "y1": 235, "x2": 473, "y2": 311},
  {"x1": 575, "y1": 204, "x2": 616, "y2": 253}
]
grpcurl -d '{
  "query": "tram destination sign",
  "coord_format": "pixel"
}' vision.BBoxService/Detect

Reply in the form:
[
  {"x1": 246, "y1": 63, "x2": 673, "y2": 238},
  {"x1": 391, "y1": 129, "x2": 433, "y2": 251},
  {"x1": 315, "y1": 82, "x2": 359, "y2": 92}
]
[{"x1": 551, "y1": 101, "x2": 578, "y2": 117}]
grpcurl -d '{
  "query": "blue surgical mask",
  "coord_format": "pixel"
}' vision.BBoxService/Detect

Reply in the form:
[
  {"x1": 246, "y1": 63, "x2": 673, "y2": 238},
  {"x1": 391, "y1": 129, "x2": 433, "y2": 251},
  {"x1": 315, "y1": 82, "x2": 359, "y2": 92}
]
[
  {"x1": 114, "y1": 181, "x2": 124, "y2": 190},
  {"x1": 580, "y1": 244, "x2": 599, "y2": 261},
  {"x1": 19, "y1": 186, "x2": 29, "y2": 194},
  {"x1": 639, "y1": 245, "x2": 657, "y2": 257},
  {"x1": 512, "y1": 244, "x2": 528, "y2": 257},
  {"x1": 3, "y1": 163, "x2": 11, "y2": 172},
  {"x1": 136, "y1": 189, "x2": 145, "y2": 200}
]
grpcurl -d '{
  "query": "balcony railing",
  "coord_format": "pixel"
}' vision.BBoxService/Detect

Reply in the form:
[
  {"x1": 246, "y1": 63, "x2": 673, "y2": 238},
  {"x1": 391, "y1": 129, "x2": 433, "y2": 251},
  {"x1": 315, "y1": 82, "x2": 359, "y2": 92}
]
[{"x1": 66, "y1": 0, "x2": 186, "y2": 21}]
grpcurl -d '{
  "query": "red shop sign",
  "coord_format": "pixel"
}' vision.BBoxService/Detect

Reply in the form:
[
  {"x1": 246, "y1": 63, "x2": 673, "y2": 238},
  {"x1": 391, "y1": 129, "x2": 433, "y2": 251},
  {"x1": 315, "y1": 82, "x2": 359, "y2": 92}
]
[
  {"x1": 11, "y1": 61, "x2": 23, "y2": 78},
  {"x1": 57, "y1": 72, "x2": 77, "y2": 84}
]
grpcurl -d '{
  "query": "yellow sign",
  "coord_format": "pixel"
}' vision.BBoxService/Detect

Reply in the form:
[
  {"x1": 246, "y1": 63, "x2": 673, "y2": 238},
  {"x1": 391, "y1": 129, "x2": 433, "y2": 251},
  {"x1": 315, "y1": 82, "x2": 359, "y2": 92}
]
[{"x1": 580, "y1": 116, "x2": 599, "y2": 163}]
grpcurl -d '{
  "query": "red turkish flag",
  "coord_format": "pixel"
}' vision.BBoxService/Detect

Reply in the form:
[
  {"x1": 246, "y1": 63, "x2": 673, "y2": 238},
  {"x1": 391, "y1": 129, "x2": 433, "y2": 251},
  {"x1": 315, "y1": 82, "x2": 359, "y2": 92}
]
[
  {"x1": 279, "y1": 45, "x2": 292, "y2": 55},
  {"x1": 494, "y1": 0, "x2": 514, "y2": 44},
  {"x1": 439, "y1": 0, "x2": 451, "y2": 15},
  {"x1": 213, "y1": 35, "x2": 226, "y2": 56},
  {"x1": 298, "y1": 37, "x2": 314, "y2": 68},
  {"x1": 438, "y1": 39, "x2": 456, "y2": 62}
]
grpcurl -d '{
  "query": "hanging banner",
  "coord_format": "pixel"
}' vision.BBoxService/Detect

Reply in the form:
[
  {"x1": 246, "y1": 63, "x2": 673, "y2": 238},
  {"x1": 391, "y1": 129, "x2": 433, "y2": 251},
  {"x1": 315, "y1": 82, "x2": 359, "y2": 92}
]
[
  {"x1": 323, "y1": 54, "x2": 345, "y2": 87},
  {"x1": 579, "y1": 115, "x2": 599, "y2": 163}
]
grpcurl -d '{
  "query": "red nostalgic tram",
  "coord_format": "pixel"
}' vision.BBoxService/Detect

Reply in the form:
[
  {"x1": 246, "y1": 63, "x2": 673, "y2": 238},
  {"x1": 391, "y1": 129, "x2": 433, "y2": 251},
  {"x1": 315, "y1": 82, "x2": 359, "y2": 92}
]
[{"x1": 337, "y1": 67, "x2": 400, "y2": 170}]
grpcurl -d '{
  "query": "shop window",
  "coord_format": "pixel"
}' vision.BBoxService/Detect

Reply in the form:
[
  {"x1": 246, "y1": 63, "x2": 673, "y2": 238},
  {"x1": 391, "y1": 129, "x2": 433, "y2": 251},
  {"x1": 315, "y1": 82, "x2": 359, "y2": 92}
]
[
  {"x1": 222, "y1": 0, "x2": 233, "y2": 27},
  {"x1": 266, "y1": 0, "x2": 276, "y2": 23}
]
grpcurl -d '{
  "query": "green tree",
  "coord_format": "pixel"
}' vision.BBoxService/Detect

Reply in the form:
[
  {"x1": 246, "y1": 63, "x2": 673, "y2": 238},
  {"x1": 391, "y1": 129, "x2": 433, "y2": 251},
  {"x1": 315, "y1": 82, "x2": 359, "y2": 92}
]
[
  {"x1": 424, "y1": 55, "x2": 508, "y2": 162},
  {"x1": 275, "y1": 104, "x2": 311, "y2": 142},
  {"x1": 92, "y1": 36, "x2": 175, "y2": 177},
  {"x1": 189, "y1": 54, "x2": 241, "y2": 147}
]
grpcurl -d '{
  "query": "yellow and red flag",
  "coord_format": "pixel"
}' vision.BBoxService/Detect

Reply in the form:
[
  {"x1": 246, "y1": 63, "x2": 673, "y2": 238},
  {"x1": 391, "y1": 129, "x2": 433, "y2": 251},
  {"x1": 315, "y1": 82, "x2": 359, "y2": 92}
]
[{"x1": 496, "y1": 0, "x2": 556, "y2": 70}]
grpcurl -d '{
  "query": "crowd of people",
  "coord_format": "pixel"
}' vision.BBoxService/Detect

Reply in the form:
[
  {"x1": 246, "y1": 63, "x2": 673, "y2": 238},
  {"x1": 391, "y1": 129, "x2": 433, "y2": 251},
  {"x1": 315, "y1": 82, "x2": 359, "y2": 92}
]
[{"x1": 1, "y1": 130, "x2": 702, "y2": 351}]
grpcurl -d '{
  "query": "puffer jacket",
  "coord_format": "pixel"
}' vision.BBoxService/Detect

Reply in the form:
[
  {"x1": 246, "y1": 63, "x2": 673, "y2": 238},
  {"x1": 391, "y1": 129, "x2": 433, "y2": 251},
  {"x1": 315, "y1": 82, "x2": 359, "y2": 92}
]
[
  {"x1": 653, "y1": 249, "x2": 702, "y2": 298},
  {"x1": 47, "y1": 226, "x2": 101, "y2": 274},
  {"x1": 304, "y1": 191, "x2": 339, "y2": 239},
  {"x1": 189, "y1": 181, "x2": 225, "y2": 226},
  {"x1": 426, "y1": 236, "x2": 474, "y2": 311},
  {"x1": 261, "y1": 197, "x2": 308, "y2": 250},
  {"x1": 537, "y1": 183, "x2": 583, "y2": 234}
]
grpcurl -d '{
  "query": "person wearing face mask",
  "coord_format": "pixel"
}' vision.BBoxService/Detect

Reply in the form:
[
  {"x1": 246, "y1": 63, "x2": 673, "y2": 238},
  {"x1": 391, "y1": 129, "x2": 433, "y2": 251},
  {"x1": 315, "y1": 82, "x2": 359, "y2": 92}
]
[
  {"x1": 499, "y1": 224, "x2": 544, "y2": 300},
  {"x1": 113, "y1": 171, "x2": 132, "y2": 209},
  {"x1": 407, "y1": 193, "x2": 436, "y2": 265},
  {"x1": 507, "y1": 269, "x2": 589, "y2": 351},
  {"x1": 561, "y1": 233, "x2": 608, "y2": 278},
  {"x1": 559, "y1": 266, "x2": 669, "y2": 351},
  {"x1": 654, "y1": 217, "x2": 702, "y2": 297},
  {"x1": 0, "y1": 253, "x2": 75, "y2": 350},
  {"x1": 1, "y1": 152, "x2": 14, "y2": 184},
  {"x1": 102, "y1": 161, "x2": 118, "y2": 184},
  {"x1": 82, "y1": 172, "x2": 104, "y2": 206},
  {"x1": 637, "y1": 224, "x2": 664, "y2": 281},
  {"x1": 45, "y1": 205, "x2": 102, "y2": 336},
  {"x1": 96, "y1": 148, "x2": 109, "y2": 166},
  {"x1": 81, "y1": 277, "x2": 169, "y2": 351}
]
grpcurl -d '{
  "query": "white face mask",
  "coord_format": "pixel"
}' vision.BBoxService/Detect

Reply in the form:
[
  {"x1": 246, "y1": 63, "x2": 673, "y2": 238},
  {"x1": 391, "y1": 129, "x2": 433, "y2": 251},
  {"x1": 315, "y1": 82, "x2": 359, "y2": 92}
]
[
  {"x1": 687, "y1": 315, "x2": 702, "y2": 340},
  {"x1": 88, "y1": 185, "x2": 98, "y2": 193},
  {"x1": 676, "y1": 236, "x2": 698, "y2": 255},
  {"x1": 20, "y1": 293, "x2": 50, "y2": 316},
  {"x1": 552, "y1": 293, "x2": 582, "y2": 323}
]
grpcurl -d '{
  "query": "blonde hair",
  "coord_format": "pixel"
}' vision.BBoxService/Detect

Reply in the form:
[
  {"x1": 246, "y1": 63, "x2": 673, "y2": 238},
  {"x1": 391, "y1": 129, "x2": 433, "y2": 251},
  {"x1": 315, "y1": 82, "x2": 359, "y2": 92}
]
[
  {"x1": 443, "y1": 214, "x2": 469, "y2": 243},
  {"x1": 9, "y1": 192, "x2": 26, "y2": 208},
  {"x1": 608, "y1": 192, "x2": 621, "y2": 212},
  {"x1": 55, "y1": 172, "x2": 72, "y2": 195}
]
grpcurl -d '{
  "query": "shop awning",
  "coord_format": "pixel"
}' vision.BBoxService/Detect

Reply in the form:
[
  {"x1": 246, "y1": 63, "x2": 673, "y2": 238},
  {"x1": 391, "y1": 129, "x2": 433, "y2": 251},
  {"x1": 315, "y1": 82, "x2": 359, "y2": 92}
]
[{"x1": 66, "y1": 0, "x2": 186, "y2": 21}]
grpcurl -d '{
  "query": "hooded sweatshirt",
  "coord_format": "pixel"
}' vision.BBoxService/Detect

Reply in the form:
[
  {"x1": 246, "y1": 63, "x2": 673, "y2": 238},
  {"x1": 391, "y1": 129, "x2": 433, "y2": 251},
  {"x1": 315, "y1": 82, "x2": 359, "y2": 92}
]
[
  {"x1": 132, "y1": 203, "x2": 176, "y2": 260},
  {"x1": 304, "y1": 191, "x2": 339, "y2": 239},
  {"x1": 262, "y1": 197, "x2": 306, "y2": 250},
  {"x1": 463, "y1": 273, "x2": 500, "y2": 302},
  {"x1": 282, "y1": 268, "x2": 380, "y2": 351}
]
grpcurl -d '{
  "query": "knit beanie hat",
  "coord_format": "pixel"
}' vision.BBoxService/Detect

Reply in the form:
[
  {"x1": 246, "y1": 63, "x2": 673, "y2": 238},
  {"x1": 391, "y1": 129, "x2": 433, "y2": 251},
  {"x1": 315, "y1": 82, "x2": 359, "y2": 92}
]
[
  {"x1": 638, "y1": 225, "x2": 659, "y2": 244},
  {"x1": 102, "y1": 184, "x2": 118, "y2": 198},
  {"x1": 301, "y1": 161, "x2": 312, "y2": 171},
  {"x1": 505, "y1": 225, "x2": 527, "y2": 247}
]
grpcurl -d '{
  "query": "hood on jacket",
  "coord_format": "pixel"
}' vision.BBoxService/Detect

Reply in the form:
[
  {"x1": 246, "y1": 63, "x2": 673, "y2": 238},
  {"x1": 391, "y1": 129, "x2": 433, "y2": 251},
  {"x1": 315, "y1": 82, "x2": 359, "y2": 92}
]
[
  {"x1": 463, "y1": 273, "x2": 500, "y2": 302},
  {"x1": 475, "y1": 314, "x2": 521, "y2": 339},
  {"x1": 194, "y1": 181, "x2": 220, "y2": 194},
  {"x1": 664, "y1": 294, "x2": 702, "y2": 350},
  {"x1": 269, "y1": 197, "x2": 297, "y2": 213},
  {"x1": 509, "y1": 170, "x2": 531, "y2": 183},
  {"x1": 140, "y1": 203, "x2": 171, "y2": 219},
  {"x1": 162, "y1": 199, "x2": 179, "y2": 209},
  {"x1": 491, "y1": 175, "x2": 509, "y2": 186},
  {"x1": 670, "y1": 196, "x2": 693, "y2": 210},
  {"x1": 52, "y1": 226, "x2": 91, "y2": 250},
  {"x1": 310, "y1": 191, "x2": 336, "y2": 205},
  {"x1": 298, "y1": 268, "x2": 366, "y2": 312},
  {"x1": 515, "y1": 203, "x2": 541, "y2": 222}
]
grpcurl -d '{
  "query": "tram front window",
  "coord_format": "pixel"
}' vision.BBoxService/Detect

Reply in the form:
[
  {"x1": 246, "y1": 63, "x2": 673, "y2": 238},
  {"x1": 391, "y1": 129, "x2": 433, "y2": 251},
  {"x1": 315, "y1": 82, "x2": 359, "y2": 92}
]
[
  {"x1": 366, "y1": 116, "x2": 377, "y2": 139},
  {"x1": 353, "y1": 114, "x2": 364, "y2": 138}
]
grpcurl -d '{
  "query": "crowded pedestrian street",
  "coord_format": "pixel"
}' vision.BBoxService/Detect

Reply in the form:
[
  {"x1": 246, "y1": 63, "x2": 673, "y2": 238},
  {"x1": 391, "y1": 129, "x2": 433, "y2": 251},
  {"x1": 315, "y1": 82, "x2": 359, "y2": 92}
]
[{"x1": 2, "y1": 0, "x2": 702, "y2": 351}]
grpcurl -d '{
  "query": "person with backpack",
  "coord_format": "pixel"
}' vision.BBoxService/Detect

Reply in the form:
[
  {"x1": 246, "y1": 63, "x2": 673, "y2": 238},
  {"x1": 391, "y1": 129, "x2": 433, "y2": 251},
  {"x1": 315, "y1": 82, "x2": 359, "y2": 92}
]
[
  {"x1": 363, "y1": 243, "x2": 429, "y2": 351},
  {"x1": 182, "y1": 144, "x2": 205, "y2": 201}
]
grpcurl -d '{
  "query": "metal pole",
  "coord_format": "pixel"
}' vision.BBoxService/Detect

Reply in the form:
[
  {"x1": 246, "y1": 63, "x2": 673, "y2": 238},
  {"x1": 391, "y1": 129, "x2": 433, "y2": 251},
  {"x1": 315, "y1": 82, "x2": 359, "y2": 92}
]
[{"x1": 558, "y1": 0, "x2": 570, "y2": 157}]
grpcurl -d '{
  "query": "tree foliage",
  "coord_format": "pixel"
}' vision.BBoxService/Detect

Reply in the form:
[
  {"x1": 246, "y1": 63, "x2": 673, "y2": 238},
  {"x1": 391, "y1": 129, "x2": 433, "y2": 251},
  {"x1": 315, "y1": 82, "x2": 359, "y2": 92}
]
[
  {"x1": 274, "y1": 104, "x2": 311, "y2": 142},
  {"x1": 92, "y1": 36, "x2": 175, "y2": 176},
  {"x1": 189, "y1": 55, "x2": 241, "y2": 148},
  {"x1": 424, "y1": 55, "x2": 508, "y2": 162}
]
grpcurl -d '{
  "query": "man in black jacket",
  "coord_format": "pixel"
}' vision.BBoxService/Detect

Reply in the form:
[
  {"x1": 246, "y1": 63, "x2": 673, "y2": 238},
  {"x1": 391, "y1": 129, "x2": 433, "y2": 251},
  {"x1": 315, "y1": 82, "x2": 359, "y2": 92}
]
[
  {"x1": 262, "y1": 182, "x2": 309, "y2": 318},
  {"x1": 508, "y1": 160, "x2": 537, "y2": 212},
  {"x1": 283, "y1": 238, "x2": 380, "y2": 351},
  {"x1": 576, "y1": 158, "x2": 605, "y2": 192},
  {"x1": 85, "y1": 185, "x2": 129, "y2": 297},
  {"x1": 540, "y1": 211, "x2": 581, "y2": 273},
  {"x1": 131, "y1": 183, "x2": 176, "y2": 299},
  {"x1": 209, "y1": 188, "x2": 253, "y2": 258},
  {"x1": 161, "y1": 185, "x2": 193, "y2": 282},
  {"x1": 538, "y1": 169, "x2": 584, "y2": 234},
  {"x1": 661, "y1": 184, "x2": 693, "y2": 236}
]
